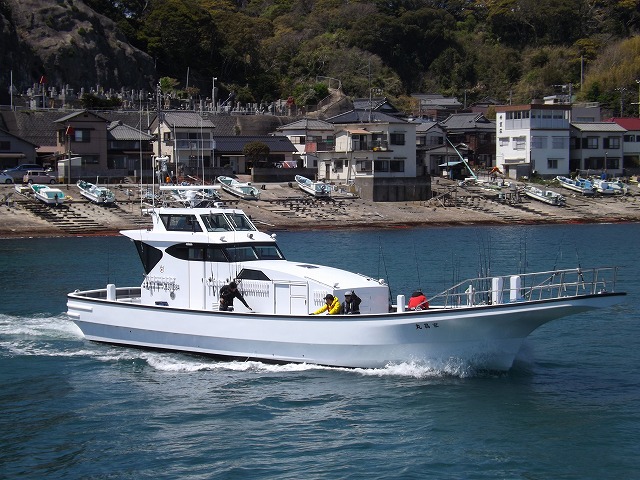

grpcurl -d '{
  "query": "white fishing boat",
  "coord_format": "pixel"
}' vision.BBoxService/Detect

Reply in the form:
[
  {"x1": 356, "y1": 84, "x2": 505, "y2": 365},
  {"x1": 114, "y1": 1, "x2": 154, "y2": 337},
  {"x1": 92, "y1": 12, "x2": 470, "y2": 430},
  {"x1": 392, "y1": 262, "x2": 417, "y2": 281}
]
[
  {"x1": 217, "y1": 176, "x2": 260, "y2": 200},
  {"x1": 555, "y1": 176, "x2": 596, "y2": 196},
  {"x1": 67, "y1": 204, "x2": 625, "y2": 371},
  {"x1": 523, "y1": 185, "x2": 566, "y2": 206},
  {"x1": 77, "y1": 179, "x2": 116, "y2": 204},
  {"x1": 31, "y1": 184, "x2": 66, "y2": 205},
  {"x1": 591, "y1": 178, "x2": 615, "y2": 195},
  {"x1": 609, "y1": 179, "x2": 629, "y2": 195},
  {"x1": 295, "y1": 175, "x2": 331, "y2": 198}
]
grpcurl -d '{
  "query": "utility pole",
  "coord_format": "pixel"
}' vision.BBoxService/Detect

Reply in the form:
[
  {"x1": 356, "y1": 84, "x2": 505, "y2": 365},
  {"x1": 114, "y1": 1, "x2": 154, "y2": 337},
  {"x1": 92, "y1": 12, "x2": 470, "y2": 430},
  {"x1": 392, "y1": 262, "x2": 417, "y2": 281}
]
[{"x1": 212, "y1": 77, "x2": 217, "y2": 112}]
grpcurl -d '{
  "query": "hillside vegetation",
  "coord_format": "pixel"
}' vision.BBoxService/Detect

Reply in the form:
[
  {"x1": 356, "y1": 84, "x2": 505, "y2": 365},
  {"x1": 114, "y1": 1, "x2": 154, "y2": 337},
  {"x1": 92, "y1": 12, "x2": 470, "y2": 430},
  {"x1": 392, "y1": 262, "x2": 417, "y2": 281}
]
[{"x1": 2, "y1": 0, "x2": 640, "y2": 114}]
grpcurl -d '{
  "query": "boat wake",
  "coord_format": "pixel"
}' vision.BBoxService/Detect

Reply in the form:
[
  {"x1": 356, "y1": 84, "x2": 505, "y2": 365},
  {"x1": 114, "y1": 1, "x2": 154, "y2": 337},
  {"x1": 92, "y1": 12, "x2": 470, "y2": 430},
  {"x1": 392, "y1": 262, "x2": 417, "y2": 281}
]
[{"x1": 0, "y1": 314, "x2": 527, "y2": 379}]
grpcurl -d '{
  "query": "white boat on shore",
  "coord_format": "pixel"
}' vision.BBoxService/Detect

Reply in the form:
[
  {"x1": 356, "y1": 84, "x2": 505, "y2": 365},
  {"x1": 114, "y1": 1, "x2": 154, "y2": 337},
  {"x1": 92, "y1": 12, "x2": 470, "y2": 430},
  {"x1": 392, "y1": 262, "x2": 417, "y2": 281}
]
[
  {"x1": 67, "y1": 204, "x2": 625, "y2": 371},
  {"x1": 556, "y1": 176, "x2": 596, "y2": 196},
  {"x1": 523, "y1": 185, "x2": 566, "y2": 206},
  {"x1": 31, "y1": 184, "x2": 66, "y2": 205},
  {"x1": 77, "y1": 180, "x2": 116, "y2": 204},
  {"x1": 217, "y1": 176, "x2": 260, "y2": 200},
  {"x1": 295, "y1": 175, "x2": 331, "y2": 198},
  {"x1": 591, "y1": 178, "x2": 615, "y2": 195}
]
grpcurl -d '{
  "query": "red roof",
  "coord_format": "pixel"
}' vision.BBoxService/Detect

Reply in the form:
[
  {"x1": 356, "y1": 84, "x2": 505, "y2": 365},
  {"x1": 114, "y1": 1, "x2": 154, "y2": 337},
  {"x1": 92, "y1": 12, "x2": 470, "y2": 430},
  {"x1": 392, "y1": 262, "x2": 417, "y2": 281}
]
[{"x1": 605, "y1": 117, "x2": 640, "y2": 130}]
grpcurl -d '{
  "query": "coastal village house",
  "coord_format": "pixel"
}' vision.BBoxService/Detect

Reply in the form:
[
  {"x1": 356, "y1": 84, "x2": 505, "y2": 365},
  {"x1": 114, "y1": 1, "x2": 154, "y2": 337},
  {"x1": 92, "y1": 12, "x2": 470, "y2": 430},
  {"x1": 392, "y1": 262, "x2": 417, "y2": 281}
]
[
  {"x1": 310, "y1": 109, "x2": 427, "y2": 201},
  {"x1": 275, "y1": 118, "x2": 336, "y2": 169},
  {"x1": 607, "y1": 118, "x2": 640, "y2": 172},
  {"x1": 440, "y1": 113, "x2": 496, "y2": 169},
  {"x1": 54, "y1": 110, "x2": 109, "y2": 176},
  {"x1": 569, "y1": 122, "x2": 626, "y2": 176},
  {"x1": 0, "y1": 128, "x2": 38, "y2": 170},
  {"x1": 495, "y1": 103, "x2": 572, "y2": 179}
]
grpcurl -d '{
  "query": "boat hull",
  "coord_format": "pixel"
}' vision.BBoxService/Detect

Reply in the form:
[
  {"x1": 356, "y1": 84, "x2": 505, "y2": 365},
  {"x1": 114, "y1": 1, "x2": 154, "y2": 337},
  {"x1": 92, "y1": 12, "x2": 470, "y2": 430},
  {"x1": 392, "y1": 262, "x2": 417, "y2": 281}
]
[{"x1": 67, "y1": 290, "x2": 624, "y2": 370}]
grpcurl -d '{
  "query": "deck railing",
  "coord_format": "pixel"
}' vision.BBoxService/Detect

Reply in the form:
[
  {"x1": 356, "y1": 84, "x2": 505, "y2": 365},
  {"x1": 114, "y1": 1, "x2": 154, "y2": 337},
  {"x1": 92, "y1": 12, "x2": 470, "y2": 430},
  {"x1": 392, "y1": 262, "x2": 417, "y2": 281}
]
[{"x1": 428, "y1": 267, "x2": 620, "y2": 309}]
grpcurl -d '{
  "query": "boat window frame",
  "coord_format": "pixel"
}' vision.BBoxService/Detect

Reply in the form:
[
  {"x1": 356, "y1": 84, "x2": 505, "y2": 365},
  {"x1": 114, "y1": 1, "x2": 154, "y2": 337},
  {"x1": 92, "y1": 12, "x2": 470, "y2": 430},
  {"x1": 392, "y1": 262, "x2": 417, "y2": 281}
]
[
  {"x1": 164, "y1": 242, "x2": 285, "y2": 263},
  {"x1": 160, "y1": 214, "x2": 203, "y2": 232}
]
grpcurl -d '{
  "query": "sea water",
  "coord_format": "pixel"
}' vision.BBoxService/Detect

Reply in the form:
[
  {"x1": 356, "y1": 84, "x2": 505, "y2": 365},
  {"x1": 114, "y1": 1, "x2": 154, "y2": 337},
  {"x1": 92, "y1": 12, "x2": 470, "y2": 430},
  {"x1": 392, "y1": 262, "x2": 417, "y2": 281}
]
[{"x1": 1, "y1": 223, "x2": 639, "y2": 479}]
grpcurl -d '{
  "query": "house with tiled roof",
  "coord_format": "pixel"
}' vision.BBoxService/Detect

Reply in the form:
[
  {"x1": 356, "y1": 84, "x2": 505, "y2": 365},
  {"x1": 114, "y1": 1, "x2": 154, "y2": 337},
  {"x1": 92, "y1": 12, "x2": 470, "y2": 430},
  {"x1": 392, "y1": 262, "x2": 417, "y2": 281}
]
[
  {"x1": 106, "y1": 121, "x2": 154, "y2": 173},
  {"x1": 314, "y1": 109, "x2": 427, "y2": 201},
  {"x1": 275, "y1": 118, "x2": 335, "y2": 168},
  {"x1": 0, "y1": 128, "x2": 39, "y2": 170},
  {"x1": 54, "y1": 110, "x2": 110, "y2": 174},
  {"x1": 411, "y1": 94, "x2": 464, "y2": 121},
  {"x1": 570, "y1": 122, "x2": 626, "y2": 176},
  {"x1": 606, "y1": 118, "x2": 640, "y2": 172},
  {"x1": 213, "y1": 135, "x2": 297, "y2": 174},
  {"x1": 440, "y1": 113, "x2": 496, "y2": 168}
]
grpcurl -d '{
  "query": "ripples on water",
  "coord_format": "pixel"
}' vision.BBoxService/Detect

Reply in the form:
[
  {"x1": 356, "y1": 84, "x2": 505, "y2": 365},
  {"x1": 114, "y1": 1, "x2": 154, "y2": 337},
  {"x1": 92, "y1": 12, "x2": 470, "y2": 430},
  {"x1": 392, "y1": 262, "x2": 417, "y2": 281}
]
[{"x1": 1, "y1": 223, "x2": 639, "y2": 478}]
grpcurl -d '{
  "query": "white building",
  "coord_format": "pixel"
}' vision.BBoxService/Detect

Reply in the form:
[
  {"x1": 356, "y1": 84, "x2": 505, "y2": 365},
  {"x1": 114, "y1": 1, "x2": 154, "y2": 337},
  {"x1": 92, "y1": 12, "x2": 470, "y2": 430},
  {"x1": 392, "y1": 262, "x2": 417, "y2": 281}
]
[
  {"x1": 275, "y1": 118, "x2": 335, "y2": 168},
  {"x1": 318, "y1": 110, "x2": 417, "y2": 183},
  {"x1": 495, "y1": 104, "x2": 571, "y2": 179}
]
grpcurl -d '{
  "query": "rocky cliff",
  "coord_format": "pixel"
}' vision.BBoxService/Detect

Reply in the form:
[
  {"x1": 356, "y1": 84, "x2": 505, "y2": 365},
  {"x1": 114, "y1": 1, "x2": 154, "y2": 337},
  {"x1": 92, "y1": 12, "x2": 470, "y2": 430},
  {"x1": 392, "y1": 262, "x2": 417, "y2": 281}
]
[{"x1": 0, "y1": 0, "x2": 156, "y2": 103}]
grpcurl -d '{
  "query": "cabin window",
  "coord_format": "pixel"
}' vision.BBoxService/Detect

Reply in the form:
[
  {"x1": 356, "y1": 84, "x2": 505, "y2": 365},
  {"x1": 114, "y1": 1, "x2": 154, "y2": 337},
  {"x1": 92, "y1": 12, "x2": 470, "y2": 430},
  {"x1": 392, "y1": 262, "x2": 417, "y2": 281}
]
[
  {"x1": 160, "y1": 214, "x2": 203, "y2": 232},
  {"x1": 254, "y1": 245, "x2": 285, "y2": 260},
  {"x1": 189, "y1": 247, "x2": 204, "y2": 260},
  {"x1": 225, "y1": 213, "x2": 255, "y2": 231},
  {"x1": 201, "y1": 213, "x2": 233, "y2": 232},
  {"x1": 225, "y1": 246, "x2": 259, "y2": 262},
  {"x1": 206, "y1": 246, "x2": 228, "y2": 262},
  {"x1": 237, "y1": 269, "x2": 271, "y2": 281}
]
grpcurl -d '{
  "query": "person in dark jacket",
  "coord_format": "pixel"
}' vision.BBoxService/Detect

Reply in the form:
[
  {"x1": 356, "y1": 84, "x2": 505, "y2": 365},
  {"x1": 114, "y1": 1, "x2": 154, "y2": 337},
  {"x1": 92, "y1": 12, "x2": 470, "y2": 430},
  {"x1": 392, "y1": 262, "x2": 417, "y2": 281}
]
[
  {"x1": 342, "y1": 291, "x2": 361, "y2": 314},
  {"x1": 219, "y1": 281, "x2": 251, "y2": 311}
]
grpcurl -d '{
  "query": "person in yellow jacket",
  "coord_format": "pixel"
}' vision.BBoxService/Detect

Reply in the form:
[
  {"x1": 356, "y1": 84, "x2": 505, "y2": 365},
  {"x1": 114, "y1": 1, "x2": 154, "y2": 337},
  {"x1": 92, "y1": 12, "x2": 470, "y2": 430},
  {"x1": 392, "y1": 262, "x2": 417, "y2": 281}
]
[{"x1": 311, "y1": 294, "x2": 342, "y2": 315}]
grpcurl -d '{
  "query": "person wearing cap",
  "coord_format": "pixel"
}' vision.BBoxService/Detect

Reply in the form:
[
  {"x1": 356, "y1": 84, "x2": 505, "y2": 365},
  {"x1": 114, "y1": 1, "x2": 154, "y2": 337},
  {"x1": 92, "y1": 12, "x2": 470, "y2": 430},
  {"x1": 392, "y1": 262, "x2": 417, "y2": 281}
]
[
  {"x1": 219, "y1": 281, "x2": 252, "y2": 312},
  {"x1": 311, "y1": 294, "x2": 342, "y2": 315},
  {"x1": 342, "y1": 290, "x2": 361, "y2": 314}
]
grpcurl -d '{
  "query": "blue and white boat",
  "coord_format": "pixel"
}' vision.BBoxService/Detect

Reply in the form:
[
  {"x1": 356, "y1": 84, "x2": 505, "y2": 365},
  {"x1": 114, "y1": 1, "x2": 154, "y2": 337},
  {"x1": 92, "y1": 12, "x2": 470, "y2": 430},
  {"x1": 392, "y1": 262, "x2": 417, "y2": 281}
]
[
  {"x1": 295, "y1": 175, "x2": 331, "y2": 198},
  {"x1": 556, "y1": 176, "x2": 596, "y2": 196}
]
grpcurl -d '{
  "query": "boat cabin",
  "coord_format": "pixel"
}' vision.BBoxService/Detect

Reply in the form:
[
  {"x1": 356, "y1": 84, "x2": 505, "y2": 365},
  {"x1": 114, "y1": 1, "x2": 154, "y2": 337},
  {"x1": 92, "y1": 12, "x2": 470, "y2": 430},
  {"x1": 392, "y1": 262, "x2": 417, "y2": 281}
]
[{"x1": 126, "y1": 207, "x2": 389, "y2": 314}]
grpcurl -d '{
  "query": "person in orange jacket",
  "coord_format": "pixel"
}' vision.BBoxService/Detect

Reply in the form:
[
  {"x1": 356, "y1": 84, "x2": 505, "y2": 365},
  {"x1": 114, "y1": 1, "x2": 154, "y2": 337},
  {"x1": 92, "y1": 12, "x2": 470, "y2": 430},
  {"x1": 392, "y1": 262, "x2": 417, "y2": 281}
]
[{"x1": 311, "y1": 294, "x2": 342, "y2": 315}]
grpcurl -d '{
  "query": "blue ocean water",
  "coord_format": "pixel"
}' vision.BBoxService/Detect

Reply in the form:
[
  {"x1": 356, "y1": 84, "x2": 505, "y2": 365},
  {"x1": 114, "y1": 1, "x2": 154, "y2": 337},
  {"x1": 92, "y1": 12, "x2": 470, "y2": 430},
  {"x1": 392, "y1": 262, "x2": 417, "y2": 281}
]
[{"x1": 1, "y1": 223, "x2": 639, "y2": 479}]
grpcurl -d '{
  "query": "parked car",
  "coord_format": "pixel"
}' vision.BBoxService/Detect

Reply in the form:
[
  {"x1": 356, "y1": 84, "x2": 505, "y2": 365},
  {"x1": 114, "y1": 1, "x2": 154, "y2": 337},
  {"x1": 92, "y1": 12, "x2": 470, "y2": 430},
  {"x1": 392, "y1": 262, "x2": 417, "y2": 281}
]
[
  {"x1": 0, "y1": 172, "x2": 13, "y2": 184},
  {"x1": 23, "y1": 170, "x2": 56, "y2": 184},
  {"x1": 2, "y1": 164, "x2": 42, "y2": 182}
]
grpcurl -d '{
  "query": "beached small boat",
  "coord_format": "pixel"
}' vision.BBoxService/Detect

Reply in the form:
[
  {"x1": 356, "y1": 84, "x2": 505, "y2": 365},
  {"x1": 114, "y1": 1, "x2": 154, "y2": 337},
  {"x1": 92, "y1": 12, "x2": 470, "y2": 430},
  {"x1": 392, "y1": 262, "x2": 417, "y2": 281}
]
[
  {"x1": 31, "y1": 184, "x2": 66, "y2": 205},
  {"x1": 523, "y1": 185, "x2": 566, "y2": 206},
  {"x1": 609, "y1": 179, "x2": 629, "y2": 195},
  {"x1": 591, "y1": 178, "x2": 616, "y2": 196},
  {"x1": 295, "y1": 174, "x2": 331, "y2": 197},
  {"x1": 77, "y1": 180, "x2": 116, "y2": 204},
  {"x1": 67, "y1": 203, "x2": 626, "y2": 371},
  {"x1": 217, "y1": 176, "x2": 260, "y2": 200},
  {"x1": 556, "y1": 176, "x2": 596, "y2": 196}
]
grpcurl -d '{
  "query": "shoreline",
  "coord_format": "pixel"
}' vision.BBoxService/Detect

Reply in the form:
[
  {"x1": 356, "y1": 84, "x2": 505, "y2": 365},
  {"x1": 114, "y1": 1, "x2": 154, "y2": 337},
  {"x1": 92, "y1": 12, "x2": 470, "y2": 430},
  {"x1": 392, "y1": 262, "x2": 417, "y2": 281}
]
[{"x1": 2, "y1": 180, "x2": 640, "y2": 239}]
